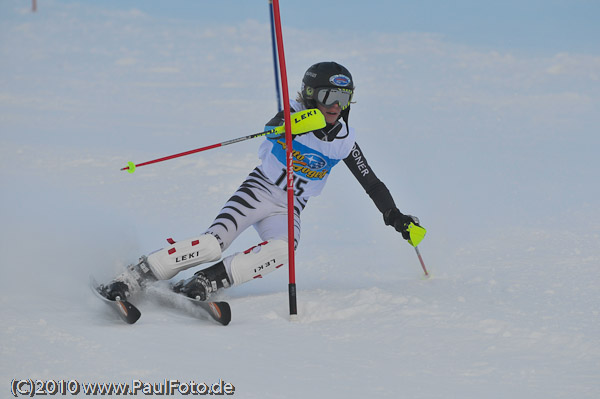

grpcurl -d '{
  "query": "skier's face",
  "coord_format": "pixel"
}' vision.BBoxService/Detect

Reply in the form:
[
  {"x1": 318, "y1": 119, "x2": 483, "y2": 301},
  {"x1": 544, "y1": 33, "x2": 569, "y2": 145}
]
[{"x1": 317, "y1": 102, "x2": 342, "y2": 125}]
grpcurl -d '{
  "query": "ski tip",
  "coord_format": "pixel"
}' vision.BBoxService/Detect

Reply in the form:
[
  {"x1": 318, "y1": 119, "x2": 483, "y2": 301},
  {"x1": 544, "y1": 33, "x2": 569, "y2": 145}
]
[
  {"x1": 118, "y1": 301, "x2": 142, "y2": 324},
  {"x1": 210, "y1": 301, "x2": 231, "y2": 326},
  {"x1": 89, "y1": 274, "x2": 141, "y2": 324}
]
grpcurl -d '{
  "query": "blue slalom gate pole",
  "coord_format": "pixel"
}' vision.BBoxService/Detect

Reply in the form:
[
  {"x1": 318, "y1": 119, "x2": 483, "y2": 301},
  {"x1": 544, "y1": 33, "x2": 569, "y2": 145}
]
[{"x1": 269, "y1": 0, "x2": 283, "y2": 112}]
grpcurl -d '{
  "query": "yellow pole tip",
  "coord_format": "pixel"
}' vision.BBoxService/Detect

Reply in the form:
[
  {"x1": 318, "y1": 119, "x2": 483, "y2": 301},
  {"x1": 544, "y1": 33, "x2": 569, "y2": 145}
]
[{"x1": 127, "y1": 161, "x2": 136, "y2": 174}]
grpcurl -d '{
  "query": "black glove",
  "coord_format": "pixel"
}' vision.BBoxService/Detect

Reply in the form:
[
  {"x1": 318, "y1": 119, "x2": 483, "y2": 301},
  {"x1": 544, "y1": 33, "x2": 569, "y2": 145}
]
[{"x1": 383, "y1": 208, "x2": 420, "y2": 241}]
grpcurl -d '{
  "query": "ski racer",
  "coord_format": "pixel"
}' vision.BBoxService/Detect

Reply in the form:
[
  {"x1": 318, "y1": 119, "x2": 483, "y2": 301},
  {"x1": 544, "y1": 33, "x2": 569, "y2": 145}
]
[{"x1": 104, "y1": 61, "x2": 424, "y2": 301}]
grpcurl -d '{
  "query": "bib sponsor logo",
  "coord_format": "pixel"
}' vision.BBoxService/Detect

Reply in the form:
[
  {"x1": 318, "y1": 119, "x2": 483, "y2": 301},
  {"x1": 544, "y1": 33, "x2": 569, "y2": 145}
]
[
  {"x1": 275, "y1": 140, "x2": 330, "y2": 180},
  {"x1": 302, "y1": 153, "x2": 327, "y2": 170}
]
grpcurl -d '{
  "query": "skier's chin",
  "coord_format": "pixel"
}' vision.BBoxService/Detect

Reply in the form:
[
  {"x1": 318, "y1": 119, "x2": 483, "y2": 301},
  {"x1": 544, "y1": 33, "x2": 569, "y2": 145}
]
[{"x1": 324, "y1": 111, "x2": 340, "y2": 124}]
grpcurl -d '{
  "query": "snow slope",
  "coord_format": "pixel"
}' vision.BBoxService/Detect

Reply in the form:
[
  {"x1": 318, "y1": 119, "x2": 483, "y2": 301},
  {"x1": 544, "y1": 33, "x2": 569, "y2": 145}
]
[
  {"x1": 1, "y1": 2, "x2": 599, "y2": 398},
  {"x1": 2, "y1": 143, "x2": 599, "y2": 398}
]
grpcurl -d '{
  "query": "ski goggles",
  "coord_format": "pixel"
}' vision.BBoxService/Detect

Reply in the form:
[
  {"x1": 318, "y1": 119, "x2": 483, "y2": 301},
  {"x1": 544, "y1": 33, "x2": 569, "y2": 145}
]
[{"x1": 314, "y1": 87, "x2": 353, "y2": 109}]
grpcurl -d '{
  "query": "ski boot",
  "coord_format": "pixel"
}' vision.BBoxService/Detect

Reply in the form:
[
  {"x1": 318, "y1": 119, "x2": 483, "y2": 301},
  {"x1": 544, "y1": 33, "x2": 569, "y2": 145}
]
[
  {"x1": 173, "y1": 261, "x2": 230, "y2": 301},
  {"x1": 102, "y1": 256, "x2": 158, "y2": 300}
]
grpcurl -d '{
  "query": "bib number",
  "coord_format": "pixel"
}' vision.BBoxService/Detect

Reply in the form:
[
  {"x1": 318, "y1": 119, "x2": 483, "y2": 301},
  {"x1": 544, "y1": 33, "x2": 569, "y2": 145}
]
[{"x1": 274, "y1": 169, "x2": 308, "y2": 197}]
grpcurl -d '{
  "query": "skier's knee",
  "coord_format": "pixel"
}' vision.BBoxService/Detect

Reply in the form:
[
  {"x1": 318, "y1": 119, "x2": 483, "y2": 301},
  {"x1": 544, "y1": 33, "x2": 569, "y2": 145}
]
[
  {"x1": 226, "y1": 239, "x2": 288, "y2": 285},
  {"x1": 146, "y1": 234, "x2": 222, "y2": 280}
]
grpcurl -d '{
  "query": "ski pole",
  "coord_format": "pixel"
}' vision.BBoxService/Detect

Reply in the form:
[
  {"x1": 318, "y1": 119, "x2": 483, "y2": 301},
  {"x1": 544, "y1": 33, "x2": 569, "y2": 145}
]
[
  {"x1": 414, "y1": 246, "x2": 429, "y2": 277},
  {"x1": 406, "y1": 222, "x2": 429, "y2": 277},
  {"x1": 121, "y1": 108, "x2": 325, "y2": 173}
]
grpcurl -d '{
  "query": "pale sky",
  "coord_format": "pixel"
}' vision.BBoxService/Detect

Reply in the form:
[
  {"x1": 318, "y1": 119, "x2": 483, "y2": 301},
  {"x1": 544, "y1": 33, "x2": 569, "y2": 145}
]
[{"x1": 14, "y1": 0, "x2": 599, "y2": 53}]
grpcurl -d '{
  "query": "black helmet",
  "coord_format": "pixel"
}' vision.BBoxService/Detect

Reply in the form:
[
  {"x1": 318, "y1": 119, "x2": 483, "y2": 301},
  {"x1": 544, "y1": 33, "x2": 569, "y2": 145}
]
[{"x1": 301, "y1": 62, "x2": 354, "y2": 110}]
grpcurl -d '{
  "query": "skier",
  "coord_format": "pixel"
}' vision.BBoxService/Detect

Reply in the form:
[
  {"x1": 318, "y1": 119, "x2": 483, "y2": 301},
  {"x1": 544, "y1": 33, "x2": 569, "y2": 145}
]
[{"x1": 104, "y1": 61, "x2": 423, "y2": 301}]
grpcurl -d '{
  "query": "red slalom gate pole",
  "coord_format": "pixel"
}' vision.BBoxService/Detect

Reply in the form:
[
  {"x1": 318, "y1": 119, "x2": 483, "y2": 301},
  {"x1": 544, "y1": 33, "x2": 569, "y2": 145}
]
[{"x1": 271, "y1": 0, "x2": 297, "y2": 319}]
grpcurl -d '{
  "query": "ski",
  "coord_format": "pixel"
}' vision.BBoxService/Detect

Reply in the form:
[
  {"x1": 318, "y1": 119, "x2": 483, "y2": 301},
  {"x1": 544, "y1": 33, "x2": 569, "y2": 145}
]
[
  {"x1": 175, "y1": 294, "x2": 231, "y2": 326},
  {"x1": 89, "y1": 276, "x2": 141, "y2": 324},
  {"x1": 91, "y1": 277, "x2": 232, "y2": 326},
  {"x1": 146, "y1": 284, "x2": 232, "y2": 326}
]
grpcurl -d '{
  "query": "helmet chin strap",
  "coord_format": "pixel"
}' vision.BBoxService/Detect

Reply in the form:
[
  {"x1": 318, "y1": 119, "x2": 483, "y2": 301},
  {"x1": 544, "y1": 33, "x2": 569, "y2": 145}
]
[
  {"x1": 314, "y1": 121, "x2": 346, "y2": 141},
  {"x1": 341, "y1": 105, "x2": 350, "y2": 130}
]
